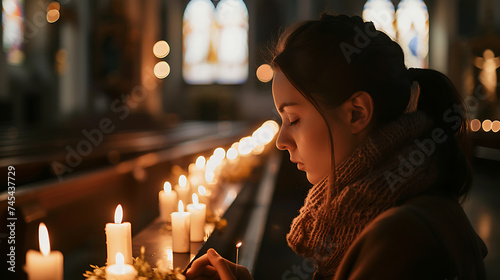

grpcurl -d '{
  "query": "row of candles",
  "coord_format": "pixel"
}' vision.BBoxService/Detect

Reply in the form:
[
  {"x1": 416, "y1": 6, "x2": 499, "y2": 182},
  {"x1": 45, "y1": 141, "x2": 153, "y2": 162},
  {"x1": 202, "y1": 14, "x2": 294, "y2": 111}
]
[{"x1": 24, "y1": 120, "x2": 279, "y2": 279}]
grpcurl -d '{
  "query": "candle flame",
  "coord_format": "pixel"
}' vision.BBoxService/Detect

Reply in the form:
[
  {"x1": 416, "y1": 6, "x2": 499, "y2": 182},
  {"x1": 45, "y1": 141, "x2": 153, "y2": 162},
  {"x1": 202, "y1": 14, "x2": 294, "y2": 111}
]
[
  {"x1": 226, "y1": 147, "x2": 238, "y2": 160},
  {"x1": 195, "y1": 156, "x2": 206, "y2": 168},
  {"x1": 38, "y1": 223, "x2": 51, "y2": 256},
  {"x1": 178, "y1": 200, "x2": 184, "y2": 213},
  {"x1": 179, "y1": 175, "x2": 187, "y2": 188},
  {"x1": 116, "y1": 252, "x2": 125, "y2": 265},
  {"x1": 192, "y1": 193, "x2": 199, "y2": 205},
  {"x1": 236, "y1": 242, "x2": 242, "y2": 248},
  {"x1": 213, "y1": 147, "x2": 226, "y2": 160},
  {"x1": 198, "y1": 185, "x2": 206, "y2": 196},
  {"x1": 164, "y1": 182, "x2": 172, "y2": 193},
  {"x1": 114, "y1": 204, "x2": 123, "y2": 224}
]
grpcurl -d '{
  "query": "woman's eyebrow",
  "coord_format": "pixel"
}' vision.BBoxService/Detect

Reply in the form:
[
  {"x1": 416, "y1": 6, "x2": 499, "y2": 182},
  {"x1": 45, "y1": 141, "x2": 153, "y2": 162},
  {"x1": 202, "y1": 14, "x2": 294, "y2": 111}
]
[{"x1": 278, "y1": 102, "x2": 299, "y2": 113}]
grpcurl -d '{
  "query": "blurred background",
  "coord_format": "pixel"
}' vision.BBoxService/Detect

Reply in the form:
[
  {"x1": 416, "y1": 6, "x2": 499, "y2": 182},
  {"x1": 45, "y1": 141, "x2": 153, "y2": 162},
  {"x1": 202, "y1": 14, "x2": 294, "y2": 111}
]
[{"x1": 0, "y1": 0, "x2": 499, "y2": 279}]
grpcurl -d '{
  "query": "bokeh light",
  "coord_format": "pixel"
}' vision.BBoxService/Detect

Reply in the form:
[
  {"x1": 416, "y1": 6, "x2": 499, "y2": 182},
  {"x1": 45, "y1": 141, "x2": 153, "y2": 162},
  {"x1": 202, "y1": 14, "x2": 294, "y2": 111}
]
[
  {"x1": 47, "y1": 9, "x2": 60, "y2": 23},
  {"x1": 482, "y1": 119, "x2": 492, "y2": 132},
  {"x1": 153, "y1": 40, "x2": 170, "y2": 58},
  {"x1": 154, "y1": 61, "x2": 171, "y2": 79},
  {"x1": 256, "y1": 64, "x2": 273, "y2": 83},
  {"x1": 471, "y1": 119, "x2": 481, "y2": 132}
]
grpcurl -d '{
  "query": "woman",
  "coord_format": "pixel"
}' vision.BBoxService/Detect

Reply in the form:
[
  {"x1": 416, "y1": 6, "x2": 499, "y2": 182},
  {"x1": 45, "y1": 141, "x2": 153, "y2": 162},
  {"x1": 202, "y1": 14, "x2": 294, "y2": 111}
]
[{"x1": 186, "y1": 14, "x2": 488, "y2": 280}]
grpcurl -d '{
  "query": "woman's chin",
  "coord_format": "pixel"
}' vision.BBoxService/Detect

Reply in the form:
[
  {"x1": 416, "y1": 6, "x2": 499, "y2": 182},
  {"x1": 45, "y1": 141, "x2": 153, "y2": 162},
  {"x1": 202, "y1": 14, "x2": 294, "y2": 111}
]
[{"x1": 305, "y1": 173, "x2": 321, "y2": 185}]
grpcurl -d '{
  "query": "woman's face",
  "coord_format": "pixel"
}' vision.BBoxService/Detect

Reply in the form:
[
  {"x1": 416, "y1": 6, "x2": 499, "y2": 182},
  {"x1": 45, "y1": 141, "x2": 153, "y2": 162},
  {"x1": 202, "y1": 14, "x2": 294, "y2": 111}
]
[{"x1": 272, "y1": 70, "x2": 356, "y2": 184}]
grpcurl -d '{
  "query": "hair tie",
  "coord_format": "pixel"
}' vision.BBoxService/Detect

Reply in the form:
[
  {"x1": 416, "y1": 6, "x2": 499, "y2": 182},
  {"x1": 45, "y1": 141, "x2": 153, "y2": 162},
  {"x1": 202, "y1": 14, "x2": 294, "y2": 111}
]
[{"x1": 405, "y1": 81, "x2": 420, "y2": 113}]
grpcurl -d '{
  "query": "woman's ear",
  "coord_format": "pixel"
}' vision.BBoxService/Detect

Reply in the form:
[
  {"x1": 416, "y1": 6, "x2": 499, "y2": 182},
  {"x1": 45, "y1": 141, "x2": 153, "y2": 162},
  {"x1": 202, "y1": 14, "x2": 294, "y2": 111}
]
[{"x1": 346, "y1": 91, "x2": 374, "y2": 134}]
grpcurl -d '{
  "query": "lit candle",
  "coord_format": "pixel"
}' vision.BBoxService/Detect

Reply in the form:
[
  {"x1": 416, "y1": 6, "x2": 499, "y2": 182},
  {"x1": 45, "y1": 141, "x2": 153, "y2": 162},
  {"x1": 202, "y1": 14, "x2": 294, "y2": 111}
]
[
  {"x1": 106, "y1": 204, "x2": 133, "y2": 265},
  {"x1": 25, "y1": 223, "x2": 63, "y2": 280},
  {"x1": 187, "y1": 193, "x2": 207, "y2": 242},
  {"x1": 197, "y1": 185, "x2": 211, "y2": 206},
  {"x1": 106, "y1": 252, "x2": 138, "y2": 280},
  {"x1": 171, "y1": 200, "x2": 191, "y2": 253},
  {"x1": 188, "y1": 156, "x2": 206, "y2": 187},
  {"x1": 159, "y1": 182, "x2": 178, "y2": 223},
  {"x1": 236, "y1": 242, "x2": 242, "y2": 276},
  {"x1": 175, "y1": 175, "x2": 190, "y2": 210}
]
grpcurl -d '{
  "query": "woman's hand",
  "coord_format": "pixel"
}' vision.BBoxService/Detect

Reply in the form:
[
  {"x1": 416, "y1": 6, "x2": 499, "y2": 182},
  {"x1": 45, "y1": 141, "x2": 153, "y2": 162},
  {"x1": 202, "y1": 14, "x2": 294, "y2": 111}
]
[{"x1": 186, "y1": 248, "x2": 253, "y2": 280}]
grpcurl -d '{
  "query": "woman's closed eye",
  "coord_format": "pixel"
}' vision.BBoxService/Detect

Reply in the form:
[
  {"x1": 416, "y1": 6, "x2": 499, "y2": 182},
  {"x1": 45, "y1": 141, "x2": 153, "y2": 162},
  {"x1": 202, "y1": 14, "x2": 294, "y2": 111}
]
[{"x1": 289, "y1": 118, "x2": 299, "y2": 126}]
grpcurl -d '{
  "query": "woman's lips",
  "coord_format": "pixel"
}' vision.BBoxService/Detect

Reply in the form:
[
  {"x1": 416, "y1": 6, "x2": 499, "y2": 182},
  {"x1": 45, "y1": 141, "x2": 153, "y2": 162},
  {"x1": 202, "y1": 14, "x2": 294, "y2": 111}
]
[
  {"x1": 297, "y1": 163, "x2": 305, "y2": 171},
  {"x1": 290, "y1": 158, "x2": 305, "y2": 171}
]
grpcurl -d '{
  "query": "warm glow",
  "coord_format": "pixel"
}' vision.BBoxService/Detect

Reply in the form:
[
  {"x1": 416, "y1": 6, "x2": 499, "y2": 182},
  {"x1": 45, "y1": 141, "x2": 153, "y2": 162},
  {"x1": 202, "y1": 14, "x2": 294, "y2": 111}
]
[
  {"x1": 263, "y1": 120, "x2": 280, "y2": 134},
  {"x1": 154, "y1": 61, "x2": 171, "y2": 79},
  {"x1": 163, "y1": 182, "x2": 172, "y2": 193},
  {"x1": 482, "y1": 119, "x2": 492, "y2": 132},
  {"x1": 252, "y1": 126, "x2": 274, "y2": 145},
  {"x1": 236, "y1": 242, "x2": 242, "y2": 248},
  {"x1": 166, "y1": 248, "x2": 173, "y2": 269},
  {"x1": 179, "y1": 175, "x2": 187, "y2": 187},
  {"x1": 46, "y1": 9, "x2": 60, "y2": 23},
  {"x1": 213, "y1": 147, "x2": 225, "y2": 160},
  {"x1": 251, "y1": 144, "x2": 265, "y2": 155},
  {"x1": 238, "y1": 137, "x2": 256, "y2": 155},
  {"x1": 114, "y1": 204, "x2": 123, "y2": 224},
  {"x1": 231, "y1": 142, "x2": 239, "y2": 150},
  {"x1": 492, "y1": 120, "x2": 500, "y2": 133},
  {"x1": 47, "y1": 2, "x2": 60, "y2": 11},
  {"x1": 115, "y1": 252, "x2": 125, "y2": 266},
  {"x1": 471, "y1": 119, "x2": 481, "y2": 132},
  {"x1": 198, "y1": 185, "x2": 206, "y2": 196},
  {"x1": 153, "y1": 40, "x2": 170, "y2": 58},
  {"x1": 195, "y1": 156, "x2": 206, "y2": 169},
  {"x1": 256, "y1": 64, "x2": 274, "y2": 82},
  {"x1": 178, "y1": 200, "x2": 184, "y2": 213},
  {"x1": 205, "y1": 170, "x2": 214, "y2": 183},
  {"x1": 192, "y1": 193, "x2": 199, "y2": 205},
  {"x1": 226, "y1": 147, "x2": 238, "y2": 160},
  {"x1": 38, "y1": 223, "x2": 51, "y2": 256}
]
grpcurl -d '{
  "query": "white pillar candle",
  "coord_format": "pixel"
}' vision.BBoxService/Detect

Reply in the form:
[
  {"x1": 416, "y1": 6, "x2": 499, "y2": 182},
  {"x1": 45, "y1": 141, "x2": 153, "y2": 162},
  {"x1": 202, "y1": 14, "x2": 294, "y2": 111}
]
[
  {"x1": 175, "y1": 175, "x2": 191, "y2": 210},
  {"x1": 106, "y1": 204, "x2": 133, "y2": 265},
  {"x1": 171, "y1": 200, "x2": 191, "y2": 253},
  {"x1": 159, "y1": 182, "x2": 177, "y2": 222},
  {"x1": 106, "y1": 252, "x2": 138, "y2": 280},
  {"x1": 187, "y1": 193, "x2": 207, "y2": 242},
  {"x1": 25, "y1": 223, "x2": 63, "y2": 280}
]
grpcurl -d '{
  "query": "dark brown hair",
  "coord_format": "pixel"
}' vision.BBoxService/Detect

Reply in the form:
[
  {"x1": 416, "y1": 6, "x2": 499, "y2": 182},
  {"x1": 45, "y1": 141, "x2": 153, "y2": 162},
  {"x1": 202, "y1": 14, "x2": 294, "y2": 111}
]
[{"x1": 270, "y1": 13, "x2": 472, "y2": 202}]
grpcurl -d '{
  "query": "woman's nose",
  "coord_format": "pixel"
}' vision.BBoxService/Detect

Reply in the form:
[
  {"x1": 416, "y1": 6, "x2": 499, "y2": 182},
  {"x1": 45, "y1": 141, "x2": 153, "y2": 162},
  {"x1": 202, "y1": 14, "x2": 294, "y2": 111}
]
[{"x1": 276, "y1": 127, "x2": 294, "y2": 151}]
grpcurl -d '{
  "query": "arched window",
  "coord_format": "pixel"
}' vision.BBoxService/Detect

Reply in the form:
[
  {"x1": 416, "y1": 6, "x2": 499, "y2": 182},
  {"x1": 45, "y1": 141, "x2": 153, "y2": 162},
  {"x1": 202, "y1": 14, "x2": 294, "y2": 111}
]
[
  {"x1": 182, "y1": 0, "x2": 248, "y2": 84},
  {"x1": 362, "y1": 0, "x2": 396, "y2": 40},
  {"x1": 396, "y1": 0, "x2": 429, "y2": 68},
  {"x1": 214, "y1": 0, "x2": 248, "y2": 84},
  {"x1": 2, "y1": 0, "x2": 25, "y2": 65},
  {"x1": 182, "y1": 0, "x2": 216, "y2": 84}
]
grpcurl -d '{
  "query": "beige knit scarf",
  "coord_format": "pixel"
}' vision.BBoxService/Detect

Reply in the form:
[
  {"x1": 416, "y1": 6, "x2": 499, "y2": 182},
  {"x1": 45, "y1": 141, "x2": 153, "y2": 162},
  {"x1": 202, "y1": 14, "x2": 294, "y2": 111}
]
[{"x1": 287, "y1": 112, "x2": 439, "y2": 279}]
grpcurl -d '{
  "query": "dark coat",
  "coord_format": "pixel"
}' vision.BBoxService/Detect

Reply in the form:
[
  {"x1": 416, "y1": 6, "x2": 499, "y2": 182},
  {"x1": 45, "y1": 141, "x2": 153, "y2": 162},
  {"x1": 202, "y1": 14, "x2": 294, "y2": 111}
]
[{"x1": 333, "y1": 194, "x2": 488, "y2": 280}]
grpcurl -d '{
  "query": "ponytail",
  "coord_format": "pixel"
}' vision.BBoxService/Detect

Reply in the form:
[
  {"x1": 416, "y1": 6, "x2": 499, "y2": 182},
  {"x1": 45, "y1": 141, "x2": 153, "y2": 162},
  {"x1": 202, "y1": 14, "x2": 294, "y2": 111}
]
[{"x1": 408, "y1": 68, "x2": 473, "y2": 203}]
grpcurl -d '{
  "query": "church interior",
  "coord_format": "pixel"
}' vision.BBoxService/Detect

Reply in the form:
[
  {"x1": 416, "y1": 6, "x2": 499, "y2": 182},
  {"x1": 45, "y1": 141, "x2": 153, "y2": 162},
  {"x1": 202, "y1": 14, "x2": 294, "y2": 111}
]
[{"x1": 0, "y1": 0, "x2": 499, "y2": 279}]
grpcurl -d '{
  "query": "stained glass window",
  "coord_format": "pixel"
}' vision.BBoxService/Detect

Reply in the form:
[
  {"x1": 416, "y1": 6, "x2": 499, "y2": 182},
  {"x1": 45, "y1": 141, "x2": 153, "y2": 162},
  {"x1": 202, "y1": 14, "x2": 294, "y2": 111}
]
[
  {"x1": 396, "y1": 0, "x2": 429, "y2": 68},
  {"x1": 2, "y1": 0, "x2": 25, "y2": 65},
  {"x1": 214, "y1": 0, "x2": 248, "y2": 84},
  {"x1": 362, "y1": 0, "x2": 396, "y2": 40},
  {"x1": 183, "y1": 0, "x2": 216, "y2": 84},
  {"x1": 182, "y1": 0, "x2": 248, "y2": 85}
]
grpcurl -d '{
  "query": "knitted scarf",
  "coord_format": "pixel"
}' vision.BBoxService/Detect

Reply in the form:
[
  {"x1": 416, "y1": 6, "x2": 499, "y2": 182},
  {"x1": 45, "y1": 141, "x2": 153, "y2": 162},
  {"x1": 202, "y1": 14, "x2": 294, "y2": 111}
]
[{"x1": 287, "y1": 111, "x2": 439, "y2": 279}]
